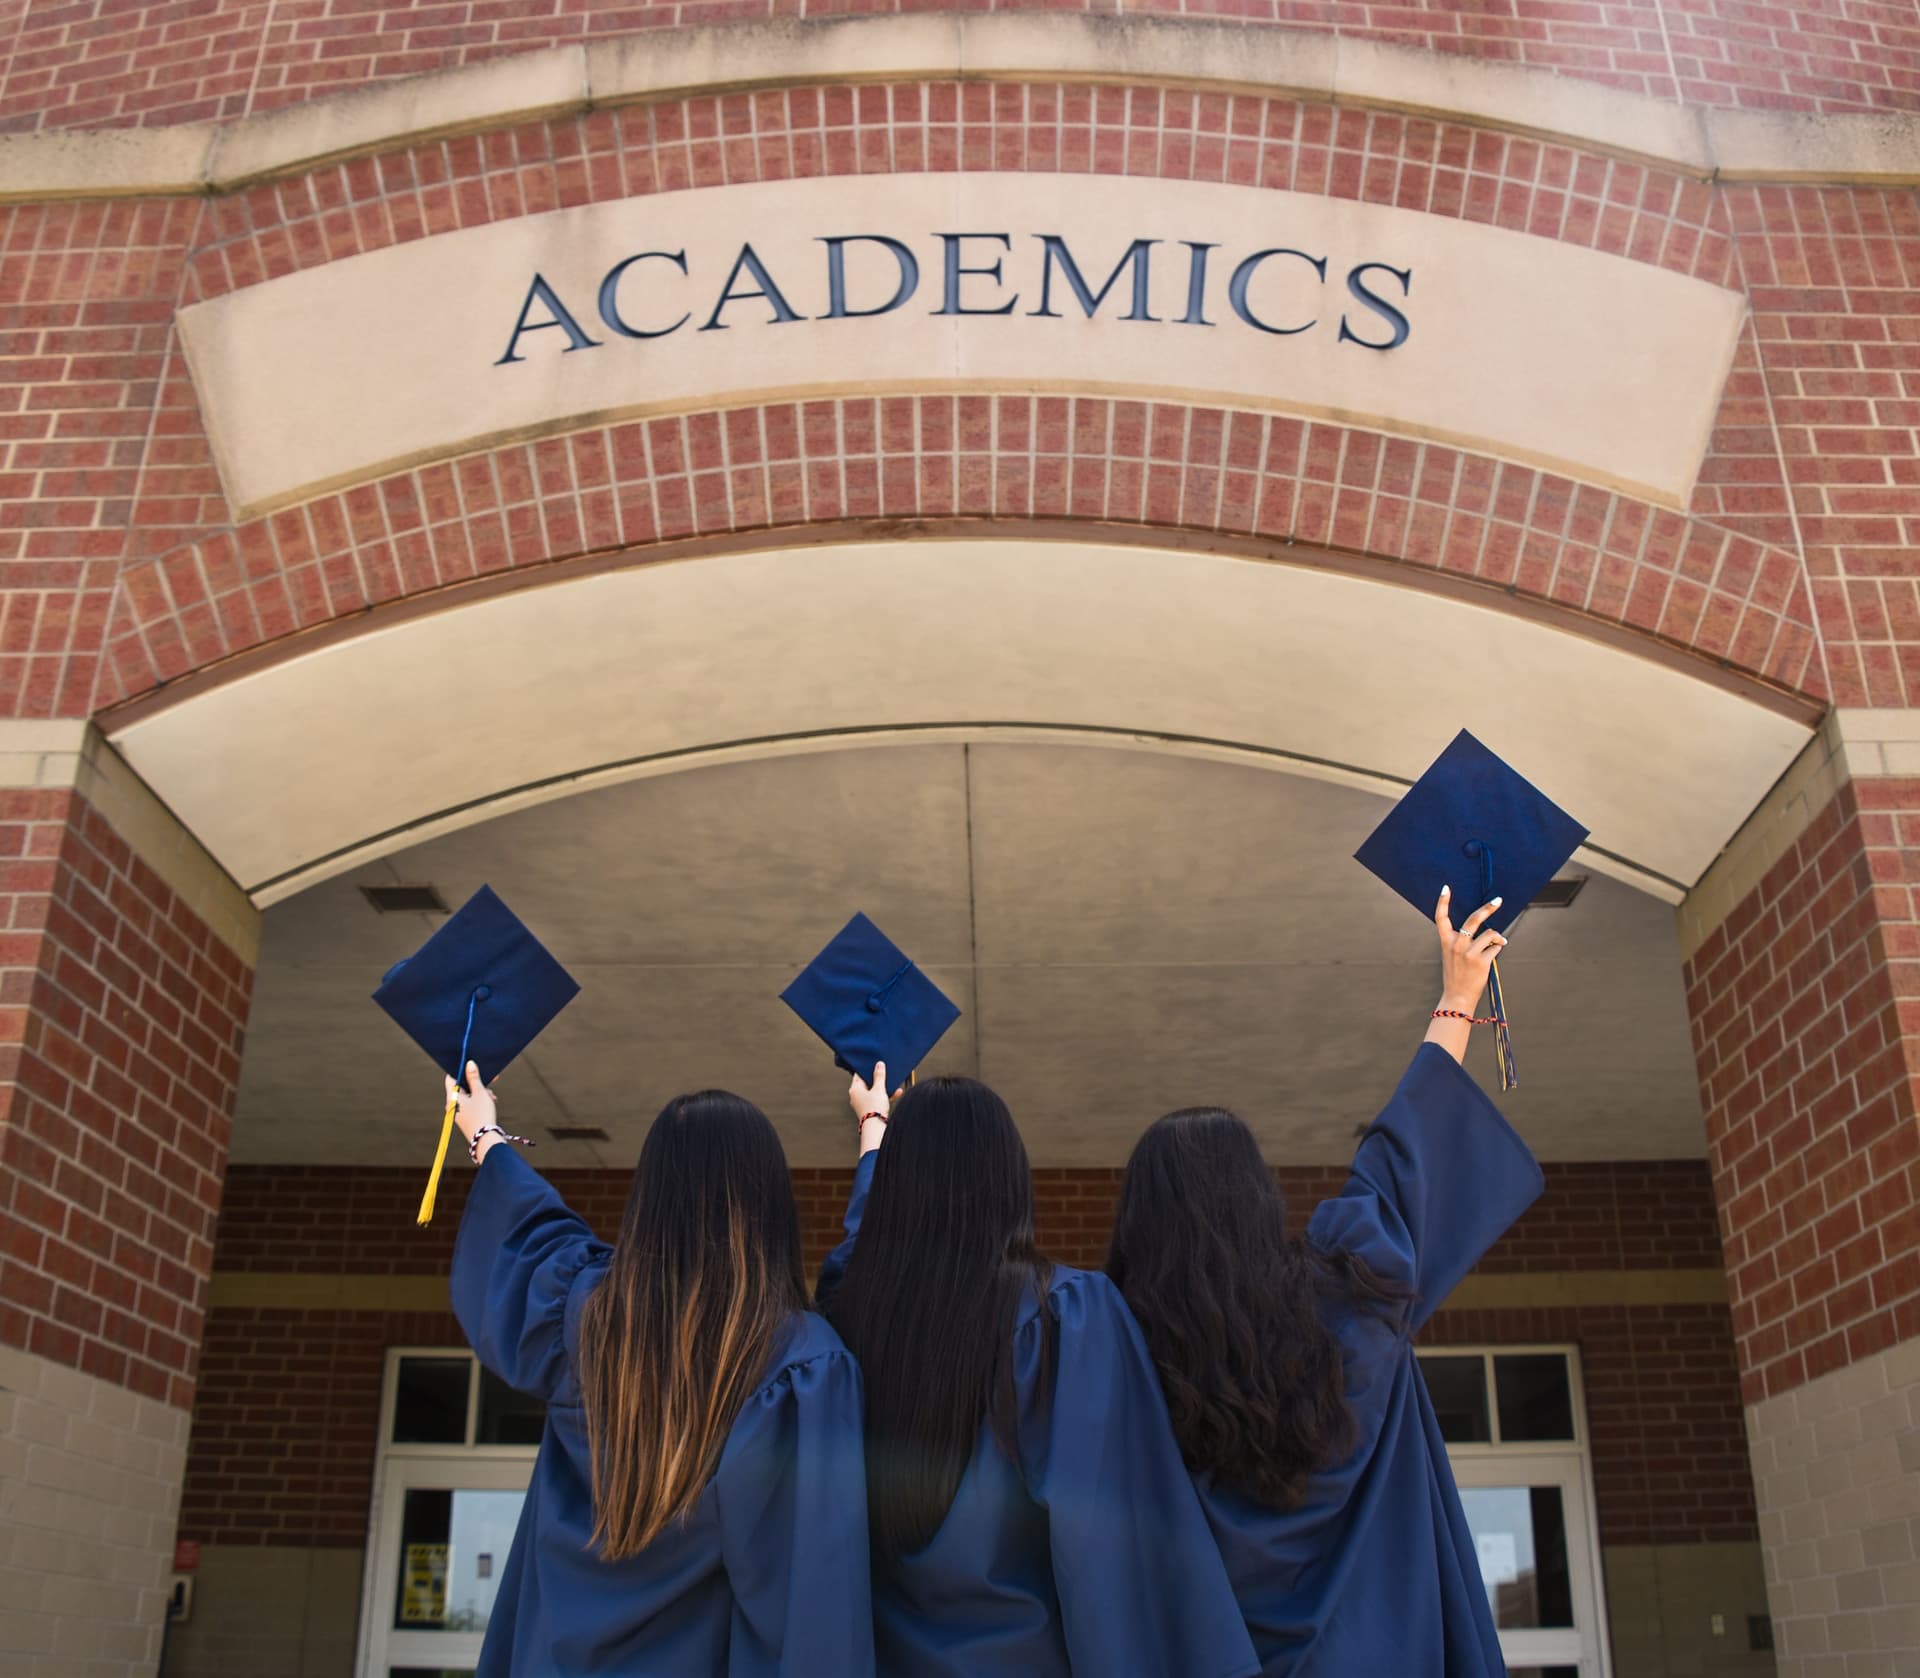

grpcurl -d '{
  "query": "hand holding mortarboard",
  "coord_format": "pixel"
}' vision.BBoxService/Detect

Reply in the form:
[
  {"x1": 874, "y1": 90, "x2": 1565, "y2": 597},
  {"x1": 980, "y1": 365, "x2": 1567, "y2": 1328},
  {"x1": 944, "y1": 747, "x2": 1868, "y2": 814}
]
[
  {"x1": 372, "y1": 886, "x2": 581, "y2": 1224},
  {"x1": 1354, "y1": 731, "x2": 1587, "y2": 1090},
  {"x1": 847, "y1": 1060, "x2": 902, "y2": 1157},
  {"x1": 781, "y1": 912, "x2": 960, "y2": 1096},
  {"x1": 1425, "y1": 887, "x2": 1509, "y2": 1063},
  {"x1": 444, "y1": 1060, "x2": 515, "y2": 1165}
]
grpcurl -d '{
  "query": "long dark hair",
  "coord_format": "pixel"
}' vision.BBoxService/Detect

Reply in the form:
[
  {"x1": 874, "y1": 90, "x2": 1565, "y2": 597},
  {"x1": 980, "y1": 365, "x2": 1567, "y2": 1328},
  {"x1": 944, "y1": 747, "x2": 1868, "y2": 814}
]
[
  {"x1": 821, "y1": 1076, "x2": 1052, "y2": 1557},
  {"x1": 576, "y1": 1091, "x2": 808, "y2": 1558},
  {"x1": 1105, "y1": 1107, "x2": 1405, "y2": 1510}
]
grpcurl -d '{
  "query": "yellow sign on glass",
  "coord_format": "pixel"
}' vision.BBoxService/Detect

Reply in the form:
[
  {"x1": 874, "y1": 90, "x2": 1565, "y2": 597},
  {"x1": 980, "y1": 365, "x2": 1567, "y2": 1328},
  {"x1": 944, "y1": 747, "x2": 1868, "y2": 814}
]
[{"x1": 401, "y1": 1542, "x2": 449, "y2": 1624}]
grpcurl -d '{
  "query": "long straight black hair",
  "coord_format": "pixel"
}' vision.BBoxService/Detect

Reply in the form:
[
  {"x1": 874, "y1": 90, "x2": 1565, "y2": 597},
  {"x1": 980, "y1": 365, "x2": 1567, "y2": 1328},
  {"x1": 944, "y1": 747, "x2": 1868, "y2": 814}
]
[
  {"x1": 820, "y1": 1076, "x2": 1052, "y2": 1557},
  {"x1": 576, "y1": 1091, "x2": 808, "y2": 1558},
  {"x1": 1105, "y1": 1106, "x2": 1405, "y2": 1510}
]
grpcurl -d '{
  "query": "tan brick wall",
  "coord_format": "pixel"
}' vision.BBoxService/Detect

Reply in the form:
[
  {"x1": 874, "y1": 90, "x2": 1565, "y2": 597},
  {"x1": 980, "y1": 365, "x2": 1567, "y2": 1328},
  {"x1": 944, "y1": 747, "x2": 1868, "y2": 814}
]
[
  {"x1": 0, "y1": 1344, "x2": 191, "y2": 1678},
  {"x1": 1743, "y1": 1333, "x2": 1920, "y2": 1672}
]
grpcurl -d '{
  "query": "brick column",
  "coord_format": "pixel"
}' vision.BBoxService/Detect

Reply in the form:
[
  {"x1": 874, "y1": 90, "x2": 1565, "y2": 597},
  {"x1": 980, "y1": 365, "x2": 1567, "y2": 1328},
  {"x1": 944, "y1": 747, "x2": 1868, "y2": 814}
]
[
  {"x1": 0, "y1": 724, "x2": 256, "y2": 1678},
  {"x1": 1682, "y1": 713, "x2": 1920, "y2": 1674}
]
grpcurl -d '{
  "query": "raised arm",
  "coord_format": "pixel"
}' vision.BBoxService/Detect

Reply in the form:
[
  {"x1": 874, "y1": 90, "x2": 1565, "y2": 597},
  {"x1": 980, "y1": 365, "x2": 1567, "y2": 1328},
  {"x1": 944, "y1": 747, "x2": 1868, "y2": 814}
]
[
  {"x1": 447, "y1": 1062, "x2": 608, "y2": 1401},
  {"x1": 814, "y1": 1061, "x2": 892, "y2": 1305},
  {"x1": 1307, "y1": 895, "x2": 1541, "y2": 1330},
  {"x1": 1423, "y1": 886, "x2": 1508, "y2": 1065}
]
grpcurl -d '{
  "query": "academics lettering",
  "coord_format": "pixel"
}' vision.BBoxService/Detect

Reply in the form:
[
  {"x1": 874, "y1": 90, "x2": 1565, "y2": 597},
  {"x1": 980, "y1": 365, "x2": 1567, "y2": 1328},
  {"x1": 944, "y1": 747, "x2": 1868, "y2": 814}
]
[{"x1": 496, "y1": 230, "x2": 1412, "y2": 366}]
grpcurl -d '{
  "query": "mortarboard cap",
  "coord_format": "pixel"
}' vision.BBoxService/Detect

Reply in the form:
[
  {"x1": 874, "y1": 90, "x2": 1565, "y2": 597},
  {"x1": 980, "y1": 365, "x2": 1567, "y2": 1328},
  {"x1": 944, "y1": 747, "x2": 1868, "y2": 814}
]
[
  {"x1": 1354, "y1": 730, "x2": 1588, "y2": 1089},
  {"x1": 372, "y1": 884, "x2": 580, "y2": 1223},
  {"x1": 781, "y1": 912, "x2": 960, "y2": 1088},
  {"x1": 1354, "y1": 730, "x2": 1587, "y2": 935}
]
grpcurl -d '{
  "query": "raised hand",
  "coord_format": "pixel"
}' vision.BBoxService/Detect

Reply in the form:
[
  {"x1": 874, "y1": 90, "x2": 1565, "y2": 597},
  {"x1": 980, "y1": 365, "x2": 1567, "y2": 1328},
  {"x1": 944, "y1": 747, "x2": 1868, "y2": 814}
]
[{"x1": 1434, "y1": 886, "x2": 1507, "y2": 1010}]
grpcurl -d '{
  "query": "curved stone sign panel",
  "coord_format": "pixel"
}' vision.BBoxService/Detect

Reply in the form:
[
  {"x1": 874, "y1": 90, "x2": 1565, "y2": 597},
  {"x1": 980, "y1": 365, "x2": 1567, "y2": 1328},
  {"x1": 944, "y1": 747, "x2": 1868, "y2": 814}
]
[{"x1": 179, "y1": 173, "x2": 1746, "y2": 517}]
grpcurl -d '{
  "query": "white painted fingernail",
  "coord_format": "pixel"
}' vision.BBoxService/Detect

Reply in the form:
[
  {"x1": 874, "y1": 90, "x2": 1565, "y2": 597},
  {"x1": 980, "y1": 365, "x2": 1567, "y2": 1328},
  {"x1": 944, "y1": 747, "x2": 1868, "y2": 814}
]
[
  {"x1": 1441, "y1": 884, "x2": 1451, "y2": 895},
  {"x1": 1491, "y1": 896, "x2": 1503, "y2": 906}
]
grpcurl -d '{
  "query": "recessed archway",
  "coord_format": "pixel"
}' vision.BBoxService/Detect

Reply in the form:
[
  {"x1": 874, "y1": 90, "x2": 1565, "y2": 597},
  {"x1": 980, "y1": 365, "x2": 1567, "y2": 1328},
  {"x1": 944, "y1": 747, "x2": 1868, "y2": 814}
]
[{"x1": 104, "y1": 535, "x2": 1813, "y2": 906}]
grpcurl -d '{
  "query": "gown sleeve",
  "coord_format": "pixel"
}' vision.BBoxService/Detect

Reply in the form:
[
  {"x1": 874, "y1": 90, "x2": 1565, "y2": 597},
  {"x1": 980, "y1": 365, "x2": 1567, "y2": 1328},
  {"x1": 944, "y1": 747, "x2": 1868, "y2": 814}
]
[
  {"x1": 449, "y1": 1146, "x2": 611, "y2": 1401},
  {"x1": 1023, "y1": 1271, "x2": 1261, "y2": 1678},
  {"x1": 715, "y1": 1340, "x2": 876, "y2": 1678},
  {"x1": 1307, "y1": 1042, "x2": 1544, "y2": 1332},
  {"x1": 813, "y1": 1148, "x2": 877, "y2": 1307}
]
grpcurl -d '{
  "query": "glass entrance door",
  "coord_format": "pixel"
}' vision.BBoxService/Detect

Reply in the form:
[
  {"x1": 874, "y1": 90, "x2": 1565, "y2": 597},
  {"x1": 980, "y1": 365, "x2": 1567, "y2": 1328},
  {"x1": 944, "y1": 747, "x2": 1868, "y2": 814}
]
[
  {"x1": 364, "y1": 1458, "x2": 532, "y2": 1676},
  {"x1": 1453, "y1": 1452, "x2": 1602, "y2": 1675},
  {"x1": 1418, "y1": 1347, "x2": 1611, "y2": 1678},
  {"x1": 357, "y1": 1351, "x2": 543, "y2": 1678}
]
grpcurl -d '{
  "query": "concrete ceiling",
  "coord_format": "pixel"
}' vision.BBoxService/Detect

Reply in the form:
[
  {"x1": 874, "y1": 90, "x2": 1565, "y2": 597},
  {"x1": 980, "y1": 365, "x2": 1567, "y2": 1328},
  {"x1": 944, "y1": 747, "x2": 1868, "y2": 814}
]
[{"x1": 232, "y1": 738, "x2": 1706, "y2": 1170}]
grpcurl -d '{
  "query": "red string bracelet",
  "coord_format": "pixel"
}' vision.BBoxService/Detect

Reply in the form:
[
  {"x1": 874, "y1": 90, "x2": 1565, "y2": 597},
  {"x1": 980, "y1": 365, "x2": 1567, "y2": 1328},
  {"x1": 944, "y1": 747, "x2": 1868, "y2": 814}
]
[
  {"x1": 858, "y1": 1111, "x2": 887, "y2": 1128},
  {"x1": 1432, "y1": 1008, "x2": 1501, "y2": 1026}
]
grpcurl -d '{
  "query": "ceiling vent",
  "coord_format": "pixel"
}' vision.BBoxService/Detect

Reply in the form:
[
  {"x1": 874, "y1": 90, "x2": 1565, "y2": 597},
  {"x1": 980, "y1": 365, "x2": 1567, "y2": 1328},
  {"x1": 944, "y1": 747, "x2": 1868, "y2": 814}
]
[
  {"x1": 360, "y1": 883, "x2": 449, "y2": 914},
  {"x1": 547, "y1": 1125, "x2": 610, "y2": 1143},
  {"x1": 1531, "y1": 877, "x2": 1588, "y2": 910}
]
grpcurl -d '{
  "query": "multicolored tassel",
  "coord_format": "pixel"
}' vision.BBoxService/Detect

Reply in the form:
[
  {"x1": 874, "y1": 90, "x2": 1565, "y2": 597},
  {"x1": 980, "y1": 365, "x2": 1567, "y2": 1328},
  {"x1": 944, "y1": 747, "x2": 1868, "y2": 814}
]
[
  {"x1": 1465, "y1": 837, "x2": 1517, "y2": 1092},
  {"x1": 1487, "y1": 954, "x2": 1517, "y2": 1092}
]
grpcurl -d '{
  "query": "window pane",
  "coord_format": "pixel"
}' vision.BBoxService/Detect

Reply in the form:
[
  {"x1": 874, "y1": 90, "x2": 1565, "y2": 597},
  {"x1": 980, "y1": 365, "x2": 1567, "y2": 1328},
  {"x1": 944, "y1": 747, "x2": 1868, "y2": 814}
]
[
  {"x1": 476, "y1": 1368, "x2": 547, "y2": 1446},
  {"x1": 392, "y1": 1487, "x2": 524, "y2": 1632},
  {"x1": 1419, "y1": 1355, "x2": 1491, "y2": 1444},
  {"x1": 1458, "y1": 1485, "x2": 1574, "y2": 1629},
  {"x1": 392, "y1": 1358, "x2": 471, "y2": 1444},
  {"x1": 1494, "y1": 1354, "x2": 1576, "y2": 1442}
]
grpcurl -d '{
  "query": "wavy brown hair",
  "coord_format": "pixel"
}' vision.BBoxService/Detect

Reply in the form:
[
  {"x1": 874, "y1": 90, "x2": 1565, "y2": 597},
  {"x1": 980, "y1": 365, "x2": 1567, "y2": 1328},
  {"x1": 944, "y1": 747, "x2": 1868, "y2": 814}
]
[
  {"x1": 576, "y1": 1090, "x2": 807, "y2": 1559},
  {"x1": 1105, "y1": 1107, "x2": 1406, "y2": 1510}
]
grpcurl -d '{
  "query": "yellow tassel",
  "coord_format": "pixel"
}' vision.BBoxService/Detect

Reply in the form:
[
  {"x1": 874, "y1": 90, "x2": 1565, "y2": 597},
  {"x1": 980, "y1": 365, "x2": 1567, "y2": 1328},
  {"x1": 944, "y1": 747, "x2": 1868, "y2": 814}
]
[{"x1": 417, "y1": 1095, "x2": 459, "y2": 1226}]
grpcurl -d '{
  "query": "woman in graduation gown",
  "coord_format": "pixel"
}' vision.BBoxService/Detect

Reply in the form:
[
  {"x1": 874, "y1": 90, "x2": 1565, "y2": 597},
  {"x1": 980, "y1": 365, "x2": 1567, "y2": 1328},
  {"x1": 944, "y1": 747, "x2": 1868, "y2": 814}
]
[
  {"x1": 1105, "y1": 889, "x2": 1545, "y2": 1677},
  {"x1": 818, "y1": 1068, "x2": 1259, "y2": 1678},
  {"x1": 444, "y1": 1068, "x2": 876, "y2": 1678}
]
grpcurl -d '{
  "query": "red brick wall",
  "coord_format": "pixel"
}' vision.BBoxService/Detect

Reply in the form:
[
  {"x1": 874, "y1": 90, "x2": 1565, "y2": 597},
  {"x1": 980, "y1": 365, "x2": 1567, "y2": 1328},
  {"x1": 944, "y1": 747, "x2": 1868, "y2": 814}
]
[
  {"x1": 180, "y1": 1305, "x2": 468, "y2": 1547},
  {"x1": 1687, "y1": 778, "x2": 1920, "y2": 1405},
  {"x1": 180, "y1": 1298, "x2": 1754, "y2": 1550},
  {"x1": 1, "y1": 2, "x2": 1914, "y2": 135},
  {"x1": 0, "y1": 787, "x2": 253, "y2": 1409},
  {"x1": 203, "y1": 1156, "x2": 1728, "y2": 1275},
  {"x1": 0, "y1": 197, "x2": 209, "y2": 718},
  {"x1": 177, "y1": 1155, "x2": 1754, "y2": 1549},
  {"x1": 1425, "y1": 1304, "x2": 1758, "y2": 1545},
  {"x1": 1723, "y1": 185, "x2": 1920, "y2": 708},
  {"x1": 2, "y1": 86, "x2": 1841, "y2": 719},
  {"x1": 1, "y1": 13, "x2": 1914, "y2": 1436}
]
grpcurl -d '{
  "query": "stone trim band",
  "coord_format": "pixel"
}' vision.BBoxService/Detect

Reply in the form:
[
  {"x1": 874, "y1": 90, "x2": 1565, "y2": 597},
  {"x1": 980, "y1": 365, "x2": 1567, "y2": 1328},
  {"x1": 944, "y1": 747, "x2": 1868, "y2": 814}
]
[
  {"x1": 203, "y1": 1267, "x2": 1733, "y2": 1312},
  {"x1": 1, "y1": 17, "x2": 1918, "y2": 205}
]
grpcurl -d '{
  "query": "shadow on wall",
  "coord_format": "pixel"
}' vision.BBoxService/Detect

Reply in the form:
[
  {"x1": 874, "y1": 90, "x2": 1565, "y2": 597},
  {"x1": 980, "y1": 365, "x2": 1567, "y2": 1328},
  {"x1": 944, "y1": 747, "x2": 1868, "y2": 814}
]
[
  {"x1": 163, "y1": 1548, "x2": 362, "y2": 1678},
  {"x1": 1604, "y1": 1543, "x2": 1775, "y2": 1678}
]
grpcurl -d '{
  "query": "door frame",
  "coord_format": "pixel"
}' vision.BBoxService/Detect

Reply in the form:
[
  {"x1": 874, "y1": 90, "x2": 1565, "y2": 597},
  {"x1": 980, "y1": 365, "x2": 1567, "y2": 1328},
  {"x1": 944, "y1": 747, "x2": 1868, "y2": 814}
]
[{"x1": 353, "y1": 1348, "x2": 541, "y2": 1678}]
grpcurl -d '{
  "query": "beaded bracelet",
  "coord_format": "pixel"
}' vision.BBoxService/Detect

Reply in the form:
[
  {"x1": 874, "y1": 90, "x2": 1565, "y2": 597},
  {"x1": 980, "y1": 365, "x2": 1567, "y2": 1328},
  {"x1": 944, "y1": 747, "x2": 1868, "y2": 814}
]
[
  {"x1": 858, "y1": 1111, "x2": 888, "y2": 1129},
  {"x1": 1432, "y1": 1008, "x2": 1501, "y2": 1026},
  {"x1": 469, "y1": 1123, "x2": 535, "y2": 1162}
]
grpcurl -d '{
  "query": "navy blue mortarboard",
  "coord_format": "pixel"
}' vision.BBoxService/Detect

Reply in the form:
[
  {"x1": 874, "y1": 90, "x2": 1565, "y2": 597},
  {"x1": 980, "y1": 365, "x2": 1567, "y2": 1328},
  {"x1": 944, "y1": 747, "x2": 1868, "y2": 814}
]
[
  {"x1": 1354, "y1": 730, "x2": 1587, "y2": 1089},
  {"x1": 373, "y1": 884, "x2": 580, "y2": 1224},
  {"x1": 781, "y1": 912, "x2": 960, "y2": 1089}
]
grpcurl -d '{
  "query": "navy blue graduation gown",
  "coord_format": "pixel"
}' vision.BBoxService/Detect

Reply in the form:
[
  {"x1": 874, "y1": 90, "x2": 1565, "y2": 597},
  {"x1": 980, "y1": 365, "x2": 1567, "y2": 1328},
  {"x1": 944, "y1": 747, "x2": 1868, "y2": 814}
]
[
  {"x1": 821, "y1": 1151, "x2": 1259, "y2": 1678},
  {"x1": 1196, "y1": 1043, "x2": 1545, "y2": 1677},
  {"x1": 449, "y1": 1147, "x2": 876, "y2": 1678}
]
